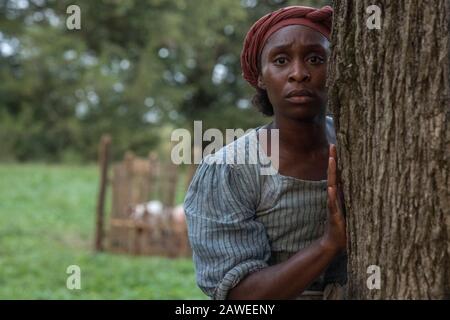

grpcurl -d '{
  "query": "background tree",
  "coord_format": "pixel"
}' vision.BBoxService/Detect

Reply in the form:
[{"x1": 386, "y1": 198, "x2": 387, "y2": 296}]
[
  {"x1": 328, "y1": 0, "x2": 449, "y2": 299},
  {"x1": 0, "y1": 0, "x2": 329, "y2": 162}
]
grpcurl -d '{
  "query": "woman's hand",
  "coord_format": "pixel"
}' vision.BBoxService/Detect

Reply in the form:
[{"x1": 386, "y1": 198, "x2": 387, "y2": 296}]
[{"x1": 321, "y1": 144, "x2": 347, "y2": 254}]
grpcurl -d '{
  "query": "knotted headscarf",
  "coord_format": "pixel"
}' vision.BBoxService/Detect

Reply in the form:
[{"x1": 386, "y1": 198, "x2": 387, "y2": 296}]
[{"x1": 241, "y1": 5, "x2": 333, "y2": 88}]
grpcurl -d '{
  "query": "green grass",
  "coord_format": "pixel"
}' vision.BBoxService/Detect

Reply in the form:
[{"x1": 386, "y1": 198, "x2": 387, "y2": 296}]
[{"x1": 0, "y1": 164, "x2": 206, "y2": 299}]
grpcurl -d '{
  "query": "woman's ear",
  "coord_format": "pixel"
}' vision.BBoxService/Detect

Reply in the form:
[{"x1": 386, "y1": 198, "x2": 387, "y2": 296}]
[{"x1": 257, "y1": 74, "x2": 266, "y2": 90}]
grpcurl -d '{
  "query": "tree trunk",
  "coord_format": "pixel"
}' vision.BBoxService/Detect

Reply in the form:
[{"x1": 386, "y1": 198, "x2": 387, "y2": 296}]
[{"x1": 328, "y1": 0, "x2": 450, "y2": 299}]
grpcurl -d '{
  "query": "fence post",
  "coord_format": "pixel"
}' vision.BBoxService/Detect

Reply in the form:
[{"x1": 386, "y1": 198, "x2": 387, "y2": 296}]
[{"x1": 95, "y1": 134, "x2": 111, "y2": 252}]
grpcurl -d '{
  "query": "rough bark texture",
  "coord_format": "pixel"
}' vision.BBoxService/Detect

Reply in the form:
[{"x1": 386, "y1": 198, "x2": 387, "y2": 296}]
[{"x1": 328, "y1": 0, "x2": 450, "y2": 299}]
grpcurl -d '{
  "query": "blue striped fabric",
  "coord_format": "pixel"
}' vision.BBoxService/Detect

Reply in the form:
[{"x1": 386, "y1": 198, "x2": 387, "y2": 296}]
[{"x1": 184, "y1": 116, "x2": 347, "y2": 300}]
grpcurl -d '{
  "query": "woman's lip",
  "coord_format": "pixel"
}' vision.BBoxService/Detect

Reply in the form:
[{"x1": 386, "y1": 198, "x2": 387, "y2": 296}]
[{"x1": 285, "y1": 95, "x2": 315, "y2": 104}]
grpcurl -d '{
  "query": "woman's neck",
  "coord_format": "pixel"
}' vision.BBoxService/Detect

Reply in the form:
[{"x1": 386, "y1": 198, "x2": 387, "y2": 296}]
[{"x1": 270, "y1": 114, "x2": 329, "y2": 156}]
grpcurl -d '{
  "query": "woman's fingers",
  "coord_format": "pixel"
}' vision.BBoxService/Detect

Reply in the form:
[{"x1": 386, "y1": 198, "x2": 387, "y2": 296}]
[
  {"x1": 328, "y1": 144, "x2": 345, "y2": 218},
  {"x1": 329, "y1": 144, "x2": 341, "y2": 184},
  {"x1": 327, "y1": 186, "x2": 338, "y2": 215},
  {"x1": 327, "y1": 155, "x2": 337, "y2": 189},
  {"x1": 330, "y1": 144, "x2": 337, "y2": 165}
]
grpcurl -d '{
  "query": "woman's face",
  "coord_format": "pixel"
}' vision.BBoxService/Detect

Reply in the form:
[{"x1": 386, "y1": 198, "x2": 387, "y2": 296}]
[{"x1": 258, "y1": 25, "x2": 330, "y2": 121}]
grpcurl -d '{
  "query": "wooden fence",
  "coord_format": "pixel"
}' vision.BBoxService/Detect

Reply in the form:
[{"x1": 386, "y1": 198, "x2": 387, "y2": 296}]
[{"x1": 94, "y1": 135, "x2": 194, "y2": 257}]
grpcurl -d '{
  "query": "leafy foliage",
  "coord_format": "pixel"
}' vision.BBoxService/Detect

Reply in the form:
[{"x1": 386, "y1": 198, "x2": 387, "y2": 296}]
[{"x1": 0, "y1": 0, "x2": 329, "y2": 162}]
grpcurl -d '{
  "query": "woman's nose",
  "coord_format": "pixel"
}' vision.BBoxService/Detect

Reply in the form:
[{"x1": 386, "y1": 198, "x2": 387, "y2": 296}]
[{"x1": 288, "y1": 60, "x2": 310, "y2": 82}]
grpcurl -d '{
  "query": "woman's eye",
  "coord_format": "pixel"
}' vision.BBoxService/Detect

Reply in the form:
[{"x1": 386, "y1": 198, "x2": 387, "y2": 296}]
[
  {"x1": 308, "y1": 56, "x2": 324, "y2": 64},
  {"x1": 274, "y1": 57, "x2": 287, "y2": 65}
]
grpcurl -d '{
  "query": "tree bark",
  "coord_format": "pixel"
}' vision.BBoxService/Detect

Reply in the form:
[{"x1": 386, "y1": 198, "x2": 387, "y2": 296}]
[{"x1": 328, "y1": 0, "x2": 450, "y2": 299}]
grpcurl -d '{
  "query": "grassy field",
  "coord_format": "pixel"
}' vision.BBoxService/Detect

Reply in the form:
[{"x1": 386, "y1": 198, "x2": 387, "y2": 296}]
[{"x1": 0, "y1": 164, "x2": 206, "y2": 299}]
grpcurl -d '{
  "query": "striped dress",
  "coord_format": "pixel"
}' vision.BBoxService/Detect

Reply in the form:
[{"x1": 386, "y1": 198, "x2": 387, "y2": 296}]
[{"x1": 184, "y1": 116, "x2": 347, "y2": 300}]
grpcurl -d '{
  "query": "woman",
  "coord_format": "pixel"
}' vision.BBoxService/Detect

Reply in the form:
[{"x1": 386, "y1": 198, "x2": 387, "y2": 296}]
[{"x1": 184, "y1": 5, "x2": 347, "y2": 300}]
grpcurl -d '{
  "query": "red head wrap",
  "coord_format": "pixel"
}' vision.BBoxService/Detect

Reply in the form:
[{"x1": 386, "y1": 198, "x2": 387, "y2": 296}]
[{"x1": 240, "y1": 5, "x2": 333, "y2": 88}]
